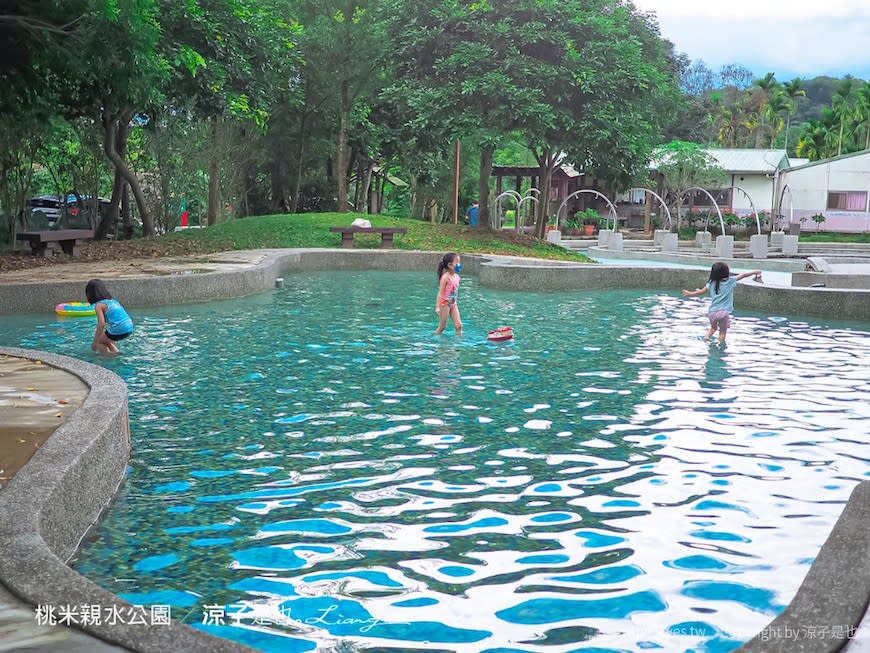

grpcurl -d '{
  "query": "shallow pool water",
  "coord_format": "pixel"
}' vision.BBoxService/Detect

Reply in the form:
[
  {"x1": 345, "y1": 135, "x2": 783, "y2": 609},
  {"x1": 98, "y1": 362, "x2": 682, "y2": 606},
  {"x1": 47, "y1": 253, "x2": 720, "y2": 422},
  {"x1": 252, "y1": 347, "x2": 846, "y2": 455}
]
[{"x1": 4, "y1": 270, "x2": 870, "y2": 653}]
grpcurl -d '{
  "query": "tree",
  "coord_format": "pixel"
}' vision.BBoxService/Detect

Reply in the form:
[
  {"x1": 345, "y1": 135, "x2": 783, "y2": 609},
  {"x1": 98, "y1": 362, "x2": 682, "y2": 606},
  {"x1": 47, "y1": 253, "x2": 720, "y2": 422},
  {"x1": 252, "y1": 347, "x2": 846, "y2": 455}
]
[
  {"x1": 751, "y1": 72, "x2": 779, "y2": 147},
  {"x1": 388, "y1": 0, "x2": 679, "y2": 235},
  {"x1": 831, "y1": 79, "x2": 855, "y2": 156},
  {"x1": 718, "y1": 64, "x2": 754, "y2": 90},
  {"x1": 652, "y1": 141, "x2": 725, "y2": 231},
  {"x1": 854, "y1": 81, "x2": 870, "y2": 152},
  {"x1": 782, "y1": 78, "x2": 806, "y2": 154}
]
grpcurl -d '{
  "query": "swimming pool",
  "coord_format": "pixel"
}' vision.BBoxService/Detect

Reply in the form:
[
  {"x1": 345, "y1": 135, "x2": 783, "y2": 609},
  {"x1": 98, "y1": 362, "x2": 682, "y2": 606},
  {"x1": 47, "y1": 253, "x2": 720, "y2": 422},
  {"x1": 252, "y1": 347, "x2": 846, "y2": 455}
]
[{"x1": 4, "y1": 270, "x2": 870, "y2": 653}]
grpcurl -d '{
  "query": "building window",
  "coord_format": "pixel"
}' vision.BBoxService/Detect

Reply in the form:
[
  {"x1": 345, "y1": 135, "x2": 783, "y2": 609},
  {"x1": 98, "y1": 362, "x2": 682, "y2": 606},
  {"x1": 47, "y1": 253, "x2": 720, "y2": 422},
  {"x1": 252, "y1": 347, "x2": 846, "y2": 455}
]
[
  {"x1": 827, "y1": 191, "x2": 867, "y2": 211},
  {"x1": 692, "y1": 188, "x2": 731, "y2": 207}
]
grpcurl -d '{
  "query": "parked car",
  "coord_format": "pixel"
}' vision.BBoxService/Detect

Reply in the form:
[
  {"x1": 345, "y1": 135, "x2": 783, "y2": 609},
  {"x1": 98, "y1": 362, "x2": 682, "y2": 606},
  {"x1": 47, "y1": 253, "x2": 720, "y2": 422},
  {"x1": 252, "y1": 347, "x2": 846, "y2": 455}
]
[{"x1": 27, "y1": 195, "x2": 111, "y2": 227}]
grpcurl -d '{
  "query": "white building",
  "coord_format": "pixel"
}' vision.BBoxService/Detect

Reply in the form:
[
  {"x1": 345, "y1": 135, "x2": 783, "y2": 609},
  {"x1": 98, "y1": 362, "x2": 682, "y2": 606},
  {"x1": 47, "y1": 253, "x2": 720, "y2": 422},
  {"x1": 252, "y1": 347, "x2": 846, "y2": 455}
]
[
  {"x1": 778, "y1": 150, "x2": 870, "y2": 233},
  {"x1": 648, "y1": 148, "x2": 789, "y2": 217},
  {"x1": 705, "y1": 149, "x2": 790, "y2": 216}
]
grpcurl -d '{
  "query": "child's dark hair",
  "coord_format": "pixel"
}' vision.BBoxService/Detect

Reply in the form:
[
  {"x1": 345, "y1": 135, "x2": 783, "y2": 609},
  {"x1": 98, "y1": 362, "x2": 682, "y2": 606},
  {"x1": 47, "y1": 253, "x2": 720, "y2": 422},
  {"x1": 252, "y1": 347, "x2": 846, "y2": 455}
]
[
  {"x1": 708, "y1": 262, "x2": 730, "y2": 294},
  {"x1": 85, "y1": 279, "x2": 112, "y2": 305},
  {"x1": 437, "y1": 252, "x2": 458, "y2": 279}
]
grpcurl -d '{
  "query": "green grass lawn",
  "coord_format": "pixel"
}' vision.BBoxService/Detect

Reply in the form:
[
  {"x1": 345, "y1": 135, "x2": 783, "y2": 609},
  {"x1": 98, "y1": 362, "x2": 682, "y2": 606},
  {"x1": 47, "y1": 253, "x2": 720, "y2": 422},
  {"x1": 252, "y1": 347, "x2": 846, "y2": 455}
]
[{"x1": 168, "y1": 213, "x2": 593, "y2": 262}]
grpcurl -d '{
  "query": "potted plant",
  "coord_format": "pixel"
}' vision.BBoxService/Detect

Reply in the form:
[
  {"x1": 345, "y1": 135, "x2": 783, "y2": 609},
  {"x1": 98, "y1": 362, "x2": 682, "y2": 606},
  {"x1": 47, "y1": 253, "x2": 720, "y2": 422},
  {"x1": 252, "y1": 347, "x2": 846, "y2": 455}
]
[
  {"x1": 577, "y1": 208, "x2": 601, "y2": 235},
  {"x1": 565, "y1": 212, "x2": 582, "y2": 236}
]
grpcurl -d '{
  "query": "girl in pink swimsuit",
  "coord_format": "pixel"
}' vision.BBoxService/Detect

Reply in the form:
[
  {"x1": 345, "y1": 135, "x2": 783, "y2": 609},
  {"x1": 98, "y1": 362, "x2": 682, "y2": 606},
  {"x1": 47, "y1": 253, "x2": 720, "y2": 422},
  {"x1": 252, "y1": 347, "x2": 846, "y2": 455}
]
[{"x1": 435, "y1": 252, "x2": 463, "y2": 335}]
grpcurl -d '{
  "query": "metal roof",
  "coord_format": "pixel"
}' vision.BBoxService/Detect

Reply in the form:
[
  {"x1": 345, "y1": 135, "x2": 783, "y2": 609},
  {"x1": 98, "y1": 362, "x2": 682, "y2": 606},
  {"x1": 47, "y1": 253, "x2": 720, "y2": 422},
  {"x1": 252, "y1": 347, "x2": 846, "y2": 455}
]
[
  {"x1": 704, "y1": 149, "x2": 789, "y2": 173},
  {"x1": 650, "y1": 148, "x2": 790, "y2": 173},
  {"x1": 788, "y1": 158, "x2": 810, "y2": 168}
]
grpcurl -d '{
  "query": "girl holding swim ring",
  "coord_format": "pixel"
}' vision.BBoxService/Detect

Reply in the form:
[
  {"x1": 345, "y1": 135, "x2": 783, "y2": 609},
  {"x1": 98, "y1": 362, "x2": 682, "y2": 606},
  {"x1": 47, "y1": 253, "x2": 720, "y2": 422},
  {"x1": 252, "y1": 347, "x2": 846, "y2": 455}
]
[{"x1": 435, "y1": 252, "x2": 462, "y2": 336}]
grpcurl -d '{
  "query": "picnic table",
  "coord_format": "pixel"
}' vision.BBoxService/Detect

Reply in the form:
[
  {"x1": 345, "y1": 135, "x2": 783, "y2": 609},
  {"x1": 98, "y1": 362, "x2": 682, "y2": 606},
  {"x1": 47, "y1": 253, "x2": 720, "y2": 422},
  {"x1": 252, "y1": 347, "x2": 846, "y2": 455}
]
[
  {"x1": 16, "y1": 229, "x2": 94, "y2": 258},
  {"x1": 329, "y1": 226, "x2": 407, "y2": 249}
]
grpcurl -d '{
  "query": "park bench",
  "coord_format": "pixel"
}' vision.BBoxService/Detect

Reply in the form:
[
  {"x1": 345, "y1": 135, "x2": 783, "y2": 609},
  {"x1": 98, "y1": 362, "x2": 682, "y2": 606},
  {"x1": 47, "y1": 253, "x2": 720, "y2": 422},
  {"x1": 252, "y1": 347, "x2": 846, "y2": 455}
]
[
  {"x1": 16, "y1": 229, "x2": 94, "y2": 258},
  {"x1": 329, "y1": 226, "x2": 407, "y2": 249}
]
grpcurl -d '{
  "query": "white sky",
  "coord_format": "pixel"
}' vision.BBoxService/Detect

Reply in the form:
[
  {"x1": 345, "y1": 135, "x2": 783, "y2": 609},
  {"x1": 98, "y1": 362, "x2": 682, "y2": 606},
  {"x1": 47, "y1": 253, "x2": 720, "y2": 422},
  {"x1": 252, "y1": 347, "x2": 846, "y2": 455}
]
[{"x1": 632, "y1": 0, "x2": 870, "y2": 80}]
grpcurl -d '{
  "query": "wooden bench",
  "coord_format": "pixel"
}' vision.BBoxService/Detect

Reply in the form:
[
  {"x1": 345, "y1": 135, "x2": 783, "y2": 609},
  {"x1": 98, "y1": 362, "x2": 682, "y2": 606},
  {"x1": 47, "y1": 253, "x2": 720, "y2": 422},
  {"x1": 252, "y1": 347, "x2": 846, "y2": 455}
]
[
  {"x1": 16, "y1": 229, "x2": 95, "y2": 258},
  {"x1": 329, "y1": 226, "x2": 407, "y2": 249}
]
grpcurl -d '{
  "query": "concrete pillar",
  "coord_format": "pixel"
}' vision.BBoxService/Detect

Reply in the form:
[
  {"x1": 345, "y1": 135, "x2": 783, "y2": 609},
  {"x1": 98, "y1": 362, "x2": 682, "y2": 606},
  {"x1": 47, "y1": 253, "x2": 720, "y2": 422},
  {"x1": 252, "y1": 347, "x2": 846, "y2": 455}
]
[
  {"x1": 547, "y1": 229, "x2": 561, "y2": 244},
  {"x1": 597, "y1": 230, "x2": 611, "y2": 247},
  {"x1": 750, "y1": 234, "x2": 768, "y2": 259},
  {"x1": 716, "y1": 235, "x2": 734, "y2": 259},
  {"x1": 770, "y1": 231, "x2": 785, "y2": 249},
  {"x1": 653, "y1": 229, "x2": 670, "y2": 246},
  {"x1": 695, "y1": 231, "x2": 712, "y2": 249},
  {"x1": 607, "y1": 232, "x2": 624, "y2": 251},
  {"x1": 782, "y1": 235, "x2": 799, "y2": 255},
  {"x1": 661, "y1": 233, "x2": 679, "y2": 252}
]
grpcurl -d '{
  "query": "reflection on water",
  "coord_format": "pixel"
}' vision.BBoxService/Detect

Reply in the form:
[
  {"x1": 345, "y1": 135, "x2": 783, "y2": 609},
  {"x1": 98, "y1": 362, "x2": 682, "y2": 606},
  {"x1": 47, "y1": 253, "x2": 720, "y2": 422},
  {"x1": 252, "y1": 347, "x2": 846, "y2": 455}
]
[{"x1": 2, "y1": 271, "x2": 870, "y2": 653}]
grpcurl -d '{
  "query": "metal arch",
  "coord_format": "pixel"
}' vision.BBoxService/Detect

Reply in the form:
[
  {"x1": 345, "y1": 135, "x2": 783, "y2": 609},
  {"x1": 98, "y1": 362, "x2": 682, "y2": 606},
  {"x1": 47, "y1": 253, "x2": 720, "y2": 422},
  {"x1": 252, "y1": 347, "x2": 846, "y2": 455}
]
[
  {"x1": 516, "y1": 194, "x2": 539, "y2": 234},
  {"x1": 731, "y1": 186, "x2": 762, "y2": 235},
  {"x1": 556, "y1": 189, "x2": 619, "y2": 231},
  {"x1": 777, "y1": 184, "x2": 794, "y2": 231},
  {"x1": 493, "y1": 190, "x2": 523, "y2": 230},
  {"x1": 687, "y1": 187, "x2": 726, "y2": 236},
  {"x1": 627, "y1": 188, "x2": 673, "y2": 231}
]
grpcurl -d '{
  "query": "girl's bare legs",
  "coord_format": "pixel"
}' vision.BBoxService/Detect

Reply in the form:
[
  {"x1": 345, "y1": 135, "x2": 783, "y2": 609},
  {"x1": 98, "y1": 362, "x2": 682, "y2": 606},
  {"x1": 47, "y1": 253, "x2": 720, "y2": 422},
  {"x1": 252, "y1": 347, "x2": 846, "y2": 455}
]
[
  {"x1": 96, "y1": 332, "x2": 119, "y2": 354},
  {"x1": 450, "y1": 304, "x2": 462, "y2": 336},
  {"x1": 434, "y1": 303, "x2": 450, "y2": 335},
  {"x1": 704, "y1": 325, "x2": 716, "y2": 341},
  {"x1": 718, "y1": 324, "x2": 728, "y2": 344}
]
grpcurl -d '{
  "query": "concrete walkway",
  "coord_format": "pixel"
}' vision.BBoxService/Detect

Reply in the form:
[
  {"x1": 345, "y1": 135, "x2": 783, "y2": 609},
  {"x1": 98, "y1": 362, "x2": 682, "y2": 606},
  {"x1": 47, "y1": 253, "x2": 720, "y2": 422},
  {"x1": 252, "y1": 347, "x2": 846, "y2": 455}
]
[{"x1": 0, "y1": 583, "x2": 126, "y2": 652}]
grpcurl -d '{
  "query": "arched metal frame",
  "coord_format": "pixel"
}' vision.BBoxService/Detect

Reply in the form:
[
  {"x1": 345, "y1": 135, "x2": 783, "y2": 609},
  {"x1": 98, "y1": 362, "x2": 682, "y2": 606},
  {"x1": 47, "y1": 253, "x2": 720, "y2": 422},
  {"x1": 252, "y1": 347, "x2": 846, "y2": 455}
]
[
  {"x1": 688, "y1": 187, "x2": 726, "y2": 236},
  {"x1": 556, "y1": 190, "x2": 619, "y2": 231},
  {"x1": 516, "y1": 195, "x2": 539, "y2": 234},
  {"x1": 627, "y1": 188, "x2": 673, "y2": 231},
  {"x1": 731, "y1": 186, "x2": 762, "y2": 235},
  {"x1": 777, "y1": 184, "x2": 793, "y2": 232},
  {"x1": 492, "y1": 190, "x2": 523, "y2": 230}
]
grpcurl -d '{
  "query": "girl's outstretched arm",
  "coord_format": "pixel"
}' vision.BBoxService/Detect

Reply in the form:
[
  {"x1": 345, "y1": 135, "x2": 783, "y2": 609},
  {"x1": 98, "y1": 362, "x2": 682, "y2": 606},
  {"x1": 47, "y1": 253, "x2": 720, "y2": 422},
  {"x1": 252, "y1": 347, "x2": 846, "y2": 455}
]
[
  {"x1": 736, "y1": 269, "x2": 763, "y2": 281},
  {"x1": 682, "y1": 287, "x2": 707, "y2": 298}
]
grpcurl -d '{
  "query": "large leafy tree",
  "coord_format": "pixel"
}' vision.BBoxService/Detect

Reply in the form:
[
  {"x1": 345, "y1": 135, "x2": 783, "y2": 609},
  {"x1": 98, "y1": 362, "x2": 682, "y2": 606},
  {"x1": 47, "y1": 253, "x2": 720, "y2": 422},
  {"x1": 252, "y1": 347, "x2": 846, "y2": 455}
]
[
  {"x1": 386, "y1": 0, "x2": 679, "y2": 235},
  {"x1": 652, "y1": 140, "x2": 725, "y2": 231}
]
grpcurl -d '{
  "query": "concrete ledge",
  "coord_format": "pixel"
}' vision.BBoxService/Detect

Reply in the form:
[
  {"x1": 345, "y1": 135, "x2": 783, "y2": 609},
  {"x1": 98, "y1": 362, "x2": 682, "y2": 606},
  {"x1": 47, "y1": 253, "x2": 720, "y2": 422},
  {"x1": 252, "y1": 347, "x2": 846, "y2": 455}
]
[
  {"x1": 738, "y1": 481, "x2": 870, "y2": 652},
  {"x1": 0, "y1": 348, "x2": 253, "y2": 653}
]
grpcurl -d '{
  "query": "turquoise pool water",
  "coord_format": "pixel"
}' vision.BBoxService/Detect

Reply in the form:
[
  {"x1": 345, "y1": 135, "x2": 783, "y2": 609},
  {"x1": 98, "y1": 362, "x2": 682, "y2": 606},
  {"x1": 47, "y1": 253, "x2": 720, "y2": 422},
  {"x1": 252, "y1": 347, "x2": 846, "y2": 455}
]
[{"x1": 4, "y1": 270, "x2": 870, "y2": 653}]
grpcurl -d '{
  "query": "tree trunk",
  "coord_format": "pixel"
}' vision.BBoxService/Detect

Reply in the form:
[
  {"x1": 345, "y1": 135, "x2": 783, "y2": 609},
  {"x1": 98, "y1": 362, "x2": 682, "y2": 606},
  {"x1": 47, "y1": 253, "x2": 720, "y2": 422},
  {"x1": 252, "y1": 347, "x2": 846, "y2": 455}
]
[
  {"x1": 337, "y1": 80, "x2": 350, "y2": 212},
  {"x1": 102, "y1": 109, "x2": 154, "y2": 236},
  {"x1": 361, "y1": 158, "x2": 374, "y2": 214},
  {"x1": 409, "y1": 173, "x2": 417, "y2": 219},
  {"x1": 207, "y1": 118, "x2": 219, "y2": 226},
  {"x1": 533, "y1": 148, "x2": 557, "y2": 239},
  {"x1": 478, "y1": 144, "x2": 494, "y2": 230},
  {"x1": 784, "y1": 114, "x2": 792, "y2": 154},
  {"x1": 121, "y1": 182, "x2": 132, "y2": 239}
]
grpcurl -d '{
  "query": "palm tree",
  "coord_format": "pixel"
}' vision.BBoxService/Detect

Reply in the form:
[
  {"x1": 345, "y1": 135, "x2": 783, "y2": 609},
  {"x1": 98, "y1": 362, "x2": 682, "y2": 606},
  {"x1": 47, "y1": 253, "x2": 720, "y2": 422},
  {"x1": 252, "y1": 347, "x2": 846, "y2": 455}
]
[
  {"x1": 854, "y1": 81, "x2": 870, "y2": 151},
  {"x1": 796, "y1": 120, "x2": 828, "y2": 161},
  {"x1": 782, "y1": 78, "x2": 806, "y2": 153},
  {"x1": 752, "y1": 72, "x2": 778, "y2": 147},
  {"x1": 832, "y1": 79, "x2": 855, "y2": 156},
  {"x1": 764, "y1": 91, "x2": 789, "y2": 147}
]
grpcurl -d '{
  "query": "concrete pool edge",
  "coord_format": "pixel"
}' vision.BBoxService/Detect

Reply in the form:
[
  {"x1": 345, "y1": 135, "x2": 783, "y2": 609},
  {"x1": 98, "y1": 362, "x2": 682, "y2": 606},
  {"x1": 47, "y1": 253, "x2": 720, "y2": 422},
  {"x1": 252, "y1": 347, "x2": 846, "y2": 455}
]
[
  {"x1": 0, "y1": 247, "x2": 868, "y2": 319},
  {"x1": 1, "y1": 249, "x2": 870, "y2": 652},
  {"x1": 737, "y1": 481, "x2": 870, "y2": 653},
  {"x1": 0, "y1": 347, "x2": 255, "y2": 653}
]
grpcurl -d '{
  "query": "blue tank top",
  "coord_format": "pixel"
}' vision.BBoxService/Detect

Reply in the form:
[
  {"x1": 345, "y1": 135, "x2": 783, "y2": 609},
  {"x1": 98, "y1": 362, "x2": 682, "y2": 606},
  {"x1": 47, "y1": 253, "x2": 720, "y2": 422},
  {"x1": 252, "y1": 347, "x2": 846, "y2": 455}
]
[
  {"x1": 100, "y1": 299, "x2": 134, "y2": 336},
  {"x1": 707, "y1": 277, "x2": 737, "y2": 313}
]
